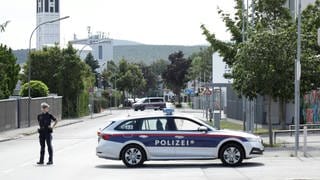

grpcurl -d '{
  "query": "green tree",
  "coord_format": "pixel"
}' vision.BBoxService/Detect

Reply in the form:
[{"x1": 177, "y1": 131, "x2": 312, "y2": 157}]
[
  {"x1": 84, "y1": 52, "x2": 100, "y2": 73},
  {"x1": 150, "y1": 59, "x2": 169, "y2": 76},
  {"x1": 22, "y1": 46, "x2": 62, "y2": 93},
  {"x1": 233, "y1": 25, "x2": 296, "y2": 136},
  {"x1": 116, "y1": 59, "x2": 146, "y2": 99},
  {"x1": 101, "y1": 60, "x2": 118, "y2": 89},
  {"x1": 59, "y1": 44, "x2": 94, "y2": 117},
  {"x1": 189, "y1": 48, "x2": 213, "y2": 90},
  {"x1": 84, "y1": 52, "x2": 100, "y2": 87},
  {"x1": 0, "y1": 44, "x2": 20, "y2": 99},
  {"x1": 23, "y1": 44, "x2": 94, "y2": 117},
  {"x1": 201, "y1": 0, "x2": 295, "y2": 145},
  {"x1": 300, "y1": 0, "x2": 320, "y2": 93},
  {"x1": 162, "y1": 51, "x2": 191, "y2": 104},
  {"x1": 136, "y1": 62, "x2": 158, "y2": 97},
  {"x1": 20, "y1": 80, "x2": 49, "y2": 98}
]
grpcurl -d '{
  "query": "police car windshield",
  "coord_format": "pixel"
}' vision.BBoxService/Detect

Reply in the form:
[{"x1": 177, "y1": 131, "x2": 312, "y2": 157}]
[{"x1": 194, "y1": 118, "x2": 216, "y2": 130}]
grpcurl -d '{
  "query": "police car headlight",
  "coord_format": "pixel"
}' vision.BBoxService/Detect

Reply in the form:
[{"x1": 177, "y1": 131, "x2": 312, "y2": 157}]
[{"x1": 247, "y1": 137, "x2": 262, "y2": 143}]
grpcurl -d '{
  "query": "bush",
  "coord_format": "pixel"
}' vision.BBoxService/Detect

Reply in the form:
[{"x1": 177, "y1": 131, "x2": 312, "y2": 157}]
[
  {"x1": 175, "y1": 104, "x2": 182, "y2": 108},
  {"x1": 20, "y1": 80, "x2": 49, "y2": 98}
]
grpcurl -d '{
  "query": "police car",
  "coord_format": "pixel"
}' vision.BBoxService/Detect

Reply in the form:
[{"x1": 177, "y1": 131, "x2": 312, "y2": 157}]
[{"x1": 96, "y1": 109, "x2": 264, "y2": 167}]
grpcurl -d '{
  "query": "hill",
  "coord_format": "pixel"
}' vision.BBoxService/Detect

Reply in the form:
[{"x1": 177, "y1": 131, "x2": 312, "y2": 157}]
[
  {"x1": 13, "y1": 49, "x2": 28, "y2": 64},
  {"x1": 13, "y1": 44, "x2": 207, "y2": 65},
  {"x1": 112, "y1": 39, "x2": 143, "y2": 46},
  {"x1": 113, "y1": 45, "x2": 206, "y2": 64}
]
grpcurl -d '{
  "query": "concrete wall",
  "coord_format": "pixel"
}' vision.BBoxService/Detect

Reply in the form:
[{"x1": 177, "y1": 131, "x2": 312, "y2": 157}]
[
  {"x1": 0, "y1": 99, "x2": 17, "y2": 131},
  {"x1": 0, "y1": 96, "x2": 62, "y2": 132}
]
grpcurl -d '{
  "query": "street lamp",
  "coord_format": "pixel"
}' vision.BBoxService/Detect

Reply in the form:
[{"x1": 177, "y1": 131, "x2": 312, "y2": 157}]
[{"x1": 27, "y1": 16, "x2": 70, "y2": 127}]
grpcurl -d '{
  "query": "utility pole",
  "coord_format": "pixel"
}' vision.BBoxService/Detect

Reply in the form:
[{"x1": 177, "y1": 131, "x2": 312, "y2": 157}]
[
  {"x1": 248, "y1": 0, "x2": 255, "y2": 133},
  {"x1": 242, "y1": 0, "x2": 246, "y2": 131},
  {"x1": 294, "y1": 0, "x2": 302, "y2": 157}
]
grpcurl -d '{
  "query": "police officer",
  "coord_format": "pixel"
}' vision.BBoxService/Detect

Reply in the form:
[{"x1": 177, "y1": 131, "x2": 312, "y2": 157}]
[{"x1": 37, "y1": 102, "x2": 58, "y2": 165}]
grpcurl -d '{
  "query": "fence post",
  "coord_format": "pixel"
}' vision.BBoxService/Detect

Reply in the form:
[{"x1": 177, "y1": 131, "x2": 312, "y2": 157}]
[{"x1": 303, "y1": 125, "x2": 307, "y2": 157}]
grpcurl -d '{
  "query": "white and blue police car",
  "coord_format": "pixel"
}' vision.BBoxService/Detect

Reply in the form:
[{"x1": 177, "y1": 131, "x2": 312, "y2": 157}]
[{"x1": 96, "y1": 109, "x2": 264, "y2": 167}]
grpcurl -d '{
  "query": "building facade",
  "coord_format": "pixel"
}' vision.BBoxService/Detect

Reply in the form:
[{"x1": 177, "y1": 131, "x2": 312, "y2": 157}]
[
  {"x1": 70, "y1": 32, "x2": 113, "y2": 72},
  {"x1": 36, "y1": 0, "x2": 60, "y2": 49}
]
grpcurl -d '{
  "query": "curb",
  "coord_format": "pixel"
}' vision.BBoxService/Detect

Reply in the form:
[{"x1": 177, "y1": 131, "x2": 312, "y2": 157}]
[{"x1": 0, "y1": 120, "x2": 84, "y2": 143}]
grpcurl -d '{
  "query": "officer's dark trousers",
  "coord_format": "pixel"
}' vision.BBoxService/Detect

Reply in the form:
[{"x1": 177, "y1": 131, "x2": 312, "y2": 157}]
[{"x1": 39, "y1": 132, "x2": 53, "y2": 162}]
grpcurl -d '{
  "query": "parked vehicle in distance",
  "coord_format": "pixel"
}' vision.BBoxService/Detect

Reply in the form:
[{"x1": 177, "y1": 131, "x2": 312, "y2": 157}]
[{"x1": 132, "y1": 97, "x2": 166, "y2": 111}]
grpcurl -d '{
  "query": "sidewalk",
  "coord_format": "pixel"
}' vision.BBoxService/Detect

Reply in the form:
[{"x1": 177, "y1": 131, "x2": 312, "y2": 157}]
[{"x1": 0, "y1": 110, "x2": 111, "y2": 143}]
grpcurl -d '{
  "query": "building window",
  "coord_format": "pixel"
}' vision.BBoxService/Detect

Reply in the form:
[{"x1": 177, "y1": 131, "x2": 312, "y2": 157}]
[
  {"x1": 49, "y1": 0, "x2": 55, "y2": 12},
  {"x1": 55, "y1": 0, "x2": 59, "y2": 12},
  {"x1": 98, "y1": 45, "x2": 103, "y2": 60},
  {"x1": 37, "y1": 0, "x2": 42, "y2": 13},
  {"x1": 45, "y1": 0, "x2": 49, "y2": 12}
]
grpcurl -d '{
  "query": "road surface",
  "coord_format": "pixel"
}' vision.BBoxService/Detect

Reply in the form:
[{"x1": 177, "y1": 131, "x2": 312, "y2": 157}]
[{"x1": 0, "y1": 109, "x2": 320, "y2": 180}]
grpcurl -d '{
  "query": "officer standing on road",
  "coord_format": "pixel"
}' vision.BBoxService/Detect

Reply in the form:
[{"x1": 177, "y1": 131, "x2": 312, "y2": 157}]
[{"x1": 37, "y1": 102, "x2": 58, "y2": 165}]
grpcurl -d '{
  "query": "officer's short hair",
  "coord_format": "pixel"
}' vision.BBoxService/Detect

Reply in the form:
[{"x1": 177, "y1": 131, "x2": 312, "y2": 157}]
[{"x1": 41, "y1": 102, "x2": 50, "y2": 109}]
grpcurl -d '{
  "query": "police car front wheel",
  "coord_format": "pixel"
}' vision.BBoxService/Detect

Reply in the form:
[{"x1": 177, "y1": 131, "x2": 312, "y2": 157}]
[
  {"x1": 121, "y1": 144, "x2": 146, "y2": 167},
  {"x1": 219, "y1": 143, "x2": 244, "y2": 166}
]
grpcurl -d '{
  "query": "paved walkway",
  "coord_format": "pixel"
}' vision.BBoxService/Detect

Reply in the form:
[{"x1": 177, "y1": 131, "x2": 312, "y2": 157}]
[{"x1": 0, "y1": 110, "x2": 111, "y2": 142}]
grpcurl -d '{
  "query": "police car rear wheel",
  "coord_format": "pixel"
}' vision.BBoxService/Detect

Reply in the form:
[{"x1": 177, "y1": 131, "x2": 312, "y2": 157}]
[
  {"x1": 220, "y1": 143, "x2": 244, "y2": 166},
  {"x1": 121, "y1": 145, "x2": 145, "y2": 167}
]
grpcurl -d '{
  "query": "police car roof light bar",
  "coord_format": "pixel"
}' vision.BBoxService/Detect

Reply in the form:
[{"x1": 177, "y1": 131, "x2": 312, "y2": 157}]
[{"x1": 163, "y1": 108, "x2": 174, "y2": 115}]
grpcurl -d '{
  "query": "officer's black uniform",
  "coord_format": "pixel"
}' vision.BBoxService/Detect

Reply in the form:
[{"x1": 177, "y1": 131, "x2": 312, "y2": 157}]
[{"x1": 37, "y1": 112, "x2": 56, "y2": 164}]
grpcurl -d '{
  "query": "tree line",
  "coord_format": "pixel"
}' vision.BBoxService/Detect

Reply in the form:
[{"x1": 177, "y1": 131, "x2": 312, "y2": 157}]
[{"x1": 201, "y1": 0, "x2": 320, "y2": 145}]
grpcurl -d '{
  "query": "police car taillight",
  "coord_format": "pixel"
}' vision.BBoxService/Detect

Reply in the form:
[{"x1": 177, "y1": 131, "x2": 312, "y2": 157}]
[{"x1": 101, "y1": 134, "x2": 111, "y2": 140}]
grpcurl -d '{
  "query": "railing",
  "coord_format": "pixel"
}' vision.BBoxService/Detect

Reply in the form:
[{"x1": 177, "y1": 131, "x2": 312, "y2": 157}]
[{"x1": 289, "y1": 124, "x2": 320, "y2": 136}]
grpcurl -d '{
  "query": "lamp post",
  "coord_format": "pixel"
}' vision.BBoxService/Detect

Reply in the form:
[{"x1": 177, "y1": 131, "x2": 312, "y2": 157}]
[
  {"x1": 294, "y1": 0, "x2": 302, "y2": 157},
  {"x1": 27, "y1": 16, "x2": 70, "y2": 127}
]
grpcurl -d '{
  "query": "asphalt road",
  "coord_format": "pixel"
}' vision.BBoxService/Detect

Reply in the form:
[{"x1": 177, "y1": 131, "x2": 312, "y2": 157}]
[{"x1": 1, "y1": 109, "x2": 320, "y2": 180}]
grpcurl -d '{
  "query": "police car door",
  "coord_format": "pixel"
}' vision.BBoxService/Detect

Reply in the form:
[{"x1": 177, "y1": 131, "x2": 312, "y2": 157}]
[
  {"x1": 139, "y1": 118, "x2": 176, "y2": 159},
  {"x1": 173, "y1": 117, "x2": 213, "y2": 158}
]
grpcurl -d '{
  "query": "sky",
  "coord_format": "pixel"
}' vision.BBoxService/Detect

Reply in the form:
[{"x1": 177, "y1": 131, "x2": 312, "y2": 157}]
[{"x1": 0, "y1": 0, "x2": 236, "y2": 50}]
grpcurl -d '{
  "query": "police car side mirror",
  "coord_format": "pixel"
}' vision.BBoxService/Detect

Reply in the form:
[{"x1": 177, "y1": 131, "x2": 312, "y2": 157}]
[{"x1": 198, "y1": 126, "x2": 208, "y2": 132}]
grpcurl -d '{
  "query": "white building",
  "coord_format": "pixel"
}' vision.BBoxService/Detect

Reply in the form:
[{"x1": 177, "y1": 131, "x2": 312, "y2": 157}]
[
  {"x1": 212, "y1": 52, "x2": 230, "y2": 84},
  {"x1": 70, "y1": 32, "x2": 113, "y2": 72},
  {"x1": 36, "y1": 0, "x2": 60, "y2": 49}
]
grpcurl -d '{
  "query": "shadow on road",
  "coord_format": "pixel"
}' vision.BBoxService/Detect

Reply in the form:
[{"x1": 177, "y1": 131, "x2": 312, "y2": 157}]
[{"x1": 95, "y1": 162, "x2": 264, "y2": 169}]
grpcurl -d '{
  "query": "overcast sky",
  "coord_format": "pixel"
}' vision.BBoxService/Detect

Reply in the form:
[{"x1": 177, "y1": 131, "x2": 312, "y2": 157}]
[{"x1": 0, "y1": 0, "x2": 235, "y2": 50}]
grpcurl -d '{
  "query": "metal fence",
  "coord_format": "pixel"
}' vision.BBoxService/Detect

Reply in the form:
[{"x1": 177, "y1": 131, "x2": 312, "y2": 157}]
[
  {"x1": 0, "y1": 96, "x2": 62, "y2": 132},
  {"x1": 190, "y1": 84, "x2": 266, "y2": 125},
  {"x1": 190, "y1": 84, "x2": 298, "y2": 128},
  {"x1": 226, "y1": 85, "x2": 265, "y2": 124}
]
